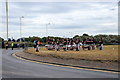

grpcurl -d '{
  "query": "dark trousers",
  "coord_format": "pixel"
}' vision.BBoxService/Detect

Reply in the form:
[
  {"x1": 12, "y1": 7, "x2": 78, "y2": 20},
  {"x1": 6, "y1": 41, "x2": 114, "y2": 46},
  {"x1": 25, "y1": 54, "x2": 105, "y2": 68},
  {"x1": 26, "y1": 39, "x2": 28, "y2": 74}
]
[
  {"x1": 12, "y1": 47, "x2": 14, "y2": 50},
  {"x1": 36, "y1": 45, "x2": 39, "y2": 52},
  {"x1": 6, "y1": 46, "x2": 8, "y2": 50},
  {"x1": 76, "y1": 44, "x2": 80, "y2": 51}
]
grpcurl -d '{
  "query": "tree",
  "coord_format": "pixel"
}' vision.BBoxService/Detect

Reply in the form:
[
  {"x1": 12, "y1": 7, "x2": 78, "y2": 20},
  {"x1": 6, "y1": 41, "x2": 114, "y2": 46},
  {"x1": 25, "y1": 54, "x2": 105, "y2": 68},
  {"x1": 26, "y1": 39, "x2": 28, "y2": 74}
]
[
  {"x1": 82, "y1": 33, "x2": 89, "y2": 36},
  {"x1": 73, "y1": 35, "x2": 79, "y2": 39}
]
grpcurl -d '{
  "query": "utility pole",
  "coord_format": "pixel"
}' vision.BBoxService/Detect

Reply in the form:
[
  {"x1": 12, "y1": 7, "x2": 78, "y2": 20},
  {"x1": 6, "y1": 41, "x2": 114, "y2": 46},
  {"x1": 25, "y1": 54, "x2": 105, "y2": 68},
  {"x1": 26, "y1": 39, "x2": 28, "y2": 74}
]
[{"x1": 6, "y1": 0, "x2": 8, "y2": 40}]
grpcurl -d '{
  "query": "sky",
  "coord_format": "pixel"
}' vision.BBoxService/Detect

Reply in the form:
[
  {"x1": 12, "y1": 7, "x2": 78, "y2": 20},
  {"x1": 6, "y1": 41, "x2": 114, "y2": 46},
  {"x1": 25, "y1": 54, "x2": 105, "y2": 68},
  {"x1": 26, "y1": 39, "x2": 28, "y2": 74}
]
[{"x1": 1, "y1": 1, "x2": 118, "y2": 39}]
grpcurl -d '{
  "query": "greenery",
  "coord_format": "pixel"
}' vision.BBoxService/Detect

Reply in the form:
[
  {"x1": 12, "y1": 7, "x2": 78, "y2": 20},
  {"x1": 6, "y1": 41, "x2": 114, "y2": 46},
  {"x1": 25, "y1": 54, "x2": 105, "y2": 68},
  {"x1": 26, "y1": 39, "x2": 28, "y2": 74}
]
[
  {"x1": 1, "y1": 34, "x2": 119, "y2": 47},
  {"x1": 24, "y1": 34, "x2": 119, "y2": 45}
]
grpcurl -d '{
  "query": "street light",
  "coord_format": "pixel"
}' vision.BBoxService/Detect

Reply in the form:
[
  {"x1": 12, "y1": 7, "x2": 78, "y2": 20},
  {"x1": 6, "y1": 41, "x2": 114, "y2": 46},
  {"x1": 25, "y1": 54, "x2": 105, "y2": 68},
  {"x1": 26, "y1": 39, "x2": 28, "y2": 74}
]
[
  {"x1": 6, "y1": 0, "x2": 8, "y2": 40},
  {"x1": 69, "y1": 32, "x2": 73, "y2": 38},
  {"x1": 20, "y1": 16, "x2": 24, "y2": 38},
  {"x1": 46, "y1": 23, "x2": 50, "y2": 37},
  {"x1": 45, "y1": 23, "x2": 50, "y2": 44}
]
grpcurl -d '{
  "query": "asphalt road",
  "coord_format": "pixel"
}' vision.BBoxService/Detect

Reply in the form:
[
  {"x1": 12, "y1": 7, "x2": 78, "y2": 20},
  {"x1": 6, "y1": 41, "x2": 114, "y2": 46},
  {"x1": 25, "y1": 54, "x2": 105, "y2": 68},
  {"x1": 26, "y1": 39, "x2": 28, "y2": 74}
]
[{"x1": 2, "y1": 49, "x2": 119, "y2": 78}]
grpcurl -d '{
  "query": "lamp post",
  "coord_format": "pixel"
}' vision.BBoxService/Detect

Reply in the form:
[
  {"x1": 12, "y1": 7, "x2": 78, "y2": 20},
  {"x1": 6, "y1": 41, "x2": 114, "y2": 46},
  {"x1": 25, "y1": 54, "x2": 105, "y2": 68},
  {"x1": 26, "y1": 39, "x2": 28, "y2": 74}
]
[
  {"x1": 69, "y1": 32, "x2": 73, "y2": 38},
  {"x1": 20, "y1": 16, "x2": 24, "y2": 38},
  {"x1": 45, "y1": 23, "x2": 50, "y2": 44},
  {"x1": 46, "y1": 23, "x2": 50, "y2": 37},
  {"x1": 6, "y1": 0, "x2": 8, "y2": 40}
]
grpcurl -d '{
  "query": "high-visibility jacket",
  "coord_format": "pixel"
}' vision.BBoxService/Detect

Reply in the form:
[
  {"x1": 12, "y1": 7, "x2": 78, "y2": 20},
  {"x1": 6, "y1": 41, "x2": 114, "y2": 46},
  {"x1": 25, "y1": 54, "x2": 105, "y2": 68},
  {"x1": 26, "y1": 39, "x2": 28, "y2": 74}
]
[{"x1": 11, "y1": 43, "x2": 14, "y2": 47}]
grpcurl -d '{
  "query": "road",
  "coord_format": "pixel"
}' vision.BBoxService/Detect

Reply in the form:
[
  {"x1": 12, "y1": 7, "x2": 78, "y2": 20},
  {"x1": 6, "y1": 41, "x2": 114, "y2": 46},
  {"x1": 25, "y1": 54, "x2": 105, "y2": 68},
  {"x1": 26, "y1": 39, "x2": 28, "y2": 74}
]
[{"x1": 2, "y1": 49, "x2": 118, "y2": 78}]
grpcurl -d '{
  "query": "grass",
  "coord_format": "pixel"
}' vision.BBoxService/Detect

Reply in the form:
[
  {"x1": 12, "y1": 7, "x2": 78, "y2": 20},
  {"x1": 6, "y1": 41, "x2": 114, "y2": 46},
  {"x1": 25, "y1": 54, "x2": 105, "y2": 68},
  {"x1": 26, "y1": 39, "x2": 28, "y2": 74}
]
[{"x1": 24, "y1": 45, "x2": 119, "y2": 62}]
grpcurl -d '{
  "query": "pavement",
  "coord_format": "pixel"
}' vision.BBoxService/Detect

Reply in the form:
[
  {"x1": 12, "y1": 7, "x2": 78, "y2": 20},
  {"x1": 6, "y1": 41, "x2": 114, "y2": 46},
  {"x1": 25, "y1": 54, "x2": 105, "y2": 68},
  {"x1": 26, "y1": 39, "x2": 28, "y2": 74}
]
[{"x1": 2, "y1": 49, "x2": 119, "y2": 79}]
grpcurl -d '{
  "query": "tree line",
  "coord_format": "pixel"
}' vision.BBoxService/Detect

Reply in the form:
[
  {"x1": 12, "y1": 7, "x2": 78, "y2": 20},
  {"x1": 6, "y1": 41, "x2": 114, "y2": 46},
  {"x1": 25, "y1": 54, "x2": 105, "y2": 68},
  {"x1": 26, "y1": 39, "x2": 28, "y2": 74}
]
[
  {"x1": 0, "y1": 34, "x2": 119, "y2": 45},
  {"x1": 24, "y1": 34, "x2": 119, "y2": 45}
]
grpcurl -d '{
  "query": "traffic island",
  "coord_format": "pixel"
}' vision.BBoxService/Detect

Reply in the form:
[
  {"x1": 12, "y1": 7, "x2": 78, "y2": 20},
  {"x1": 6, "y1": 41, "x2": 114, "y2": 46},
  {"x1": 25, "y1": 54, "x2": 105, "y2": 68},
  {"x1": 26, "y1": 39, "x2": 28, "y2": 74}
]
[{"x1": 13, "y1": 48, "x2": 119, "y2": 72}]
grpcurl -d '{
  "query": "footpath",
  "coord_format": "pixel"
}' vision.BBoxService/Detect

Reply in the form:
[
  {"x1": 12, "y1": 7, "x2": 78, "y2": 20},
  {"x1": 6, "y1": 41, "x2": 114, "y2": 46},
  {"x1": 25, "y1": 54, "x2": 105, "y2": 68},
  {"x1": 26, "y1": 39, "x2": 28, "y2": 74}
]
[{"x1": 13, "y1": 51, "x2": 119, "y2": 72}]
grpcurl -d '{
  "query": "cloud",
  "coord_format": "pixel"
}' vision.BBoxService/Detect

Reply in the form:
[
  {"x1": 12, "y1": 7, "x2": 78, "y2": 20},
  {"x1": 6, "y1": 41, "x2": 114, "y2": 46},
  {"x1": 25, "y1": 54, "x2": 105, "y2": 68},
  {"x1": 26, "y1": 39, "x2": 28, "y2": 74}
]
[{"x1": 1, "y1": 2, "x2": 118, "y2": 39}]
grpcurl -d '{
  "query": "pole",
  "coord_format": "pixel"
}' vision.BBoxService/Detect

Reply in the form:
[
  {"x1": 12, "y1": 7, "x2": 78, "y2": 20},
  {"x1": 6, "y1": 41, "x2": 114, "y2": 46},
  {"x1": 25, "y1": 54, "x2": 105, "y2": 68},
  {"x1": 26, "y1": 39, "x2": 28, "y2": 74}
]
[
  {"x1": 46, "y1": 23, "x2": 50, "y2": 44},
  {"x1": 20, "y1": 16, "x2": 24, "y2": 38},
  {"x1": 46, "y1": 23, "x2": 50, "y2": 37},
  {"x1": 6, "y1": 0, "x2": 8, "y2": 40},
  {"x1": 46, "y1": 24, "x2": 47, "y2": 37},
  {"x1": 20, "y1": 17, "x2": 21, "y2": 38},
  {"x1": 46, "y1": 24, "x2": 48, "y2": 44}
]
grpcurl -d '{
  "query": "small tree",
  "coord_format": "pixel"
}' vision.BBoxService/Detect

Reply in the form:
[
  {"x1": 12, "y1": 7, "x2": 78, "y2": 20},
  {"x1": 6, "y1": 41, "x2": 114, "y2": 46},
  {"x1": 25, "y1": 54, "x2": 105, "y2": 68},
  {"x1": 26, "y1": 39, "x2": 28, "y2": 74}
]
[{"x1": 82, "y1": 33, "x2": 89, "y2": 36}]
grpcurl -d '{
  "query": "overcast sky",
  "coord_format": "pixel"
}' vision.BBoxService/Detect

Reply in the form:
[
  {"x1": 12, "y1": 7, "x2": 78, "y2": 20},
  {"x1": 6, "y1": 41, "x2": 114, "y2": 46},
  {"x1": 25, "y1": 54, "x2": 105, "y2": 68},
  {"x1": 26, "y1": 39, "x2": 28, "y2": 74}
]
[{"x1": 1, "y1": 1, "x2": 118, "y2": 39}]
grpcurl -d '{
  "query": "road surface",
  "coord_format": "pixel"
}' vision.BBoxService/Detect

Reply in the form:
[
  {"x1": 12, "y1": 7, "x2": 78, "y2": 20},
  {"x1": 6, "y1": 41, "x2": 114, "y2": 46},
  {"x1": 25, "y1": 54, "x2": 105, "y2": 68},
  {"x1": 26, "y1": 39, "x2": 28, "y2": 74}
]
[{"x1": 2, "y1": 49, "x2": 118, "y2": 78}]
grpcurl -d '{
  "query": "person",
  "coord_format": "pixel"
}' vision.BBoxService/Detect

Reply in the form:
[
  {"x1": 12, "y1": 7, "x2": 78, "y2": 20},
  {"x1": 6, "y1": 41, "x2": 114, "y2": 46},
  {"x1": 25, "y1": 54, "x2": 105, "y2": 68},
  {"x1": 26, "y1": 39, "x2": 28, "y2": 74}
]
[
  {"x1": 33, "y1": 40, "x2": 37, "y2": 48},
  {"x1": 52, "y1": 39, "x2": 56, "y2": 49},
  {"x1": 86, "y1": 38, "x2": 91, "y2": 50},
  {"x1": 91, "y1": 38, "x2": 96, "y2": 50},
  {"x1": 69, "y1": 38, "x2": 74, "y2": 50},
  {"x1": 74, "y1": 37, "x2": 80, "y2": 51},
  {"x1": 82, "y1": 39, "x2": 86, "y2": 50},
  {"x1": 88, "y1": 38, "x2": 92, "y2": 50},
  {"x1": 22, "y1": 44, "x2": 25, "y2": 49},
  {"x1": 48, "y1": 38, "x2": 54, "y2": 50},
  {"x1": 37, "y1": 41, "x2": 41, "y2": 46},
  {"x1": 55, "y1": 39, "x2": 60, "y2": 51},
  {"x1": 11, "y1": 42, "x2": 14, "y2": 50},
  {"x1": 67, "y1": 38, "x2": 70, "y2": 50},
  {"x1": 63, "y1": 38, "x2": 67, "y2": 51},
  {"x1": 34, "y1": 40, "x2": 39, "y2": 52},
  {"x1": 82, "y1": 38, "x2": 90, "y2": 50},
  {"x1": 17, "y1": 43, "x2": 20, "y2": 49},
  {"x1": 36, "y1": 44, "x2": 39, "y2": 52},
  {"x1": 37, "y1": 41, "x2": 42, "y2": 50},
  {"x1": 98, "y1": 38, "x2": 103, "y2": 50},
  {"x1": 5, "y1": 42, "x2": 9, "y2": 50}
]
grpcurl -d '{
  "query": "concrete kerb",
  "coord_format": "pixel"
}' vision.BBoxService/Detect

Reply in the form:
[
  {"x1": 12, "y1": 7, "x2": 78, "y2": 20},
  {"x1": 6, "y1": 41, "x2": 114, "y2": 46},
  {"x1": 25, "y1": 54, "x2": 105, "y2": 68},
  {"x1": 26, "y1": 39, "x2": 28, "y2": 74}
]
[{"x1": 12, "y1": 52, "x2": 120, "y2": 73}]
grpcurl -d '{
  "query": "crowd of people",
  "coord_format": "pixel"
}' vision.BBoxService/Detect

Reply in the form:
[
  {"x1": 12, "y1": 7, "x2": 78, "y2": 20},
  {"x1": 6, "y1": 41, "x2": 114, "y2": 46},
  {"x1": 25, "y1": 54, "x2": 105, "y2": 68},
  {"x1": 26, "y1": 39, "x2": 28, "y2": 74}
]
[
  {"x1": 5, "y1": 42, "x2": 25, "y2": 50},
  {"x1": 4, "y1": 37, "x2": 103, "y2": 52},
  {"x1": 45, "y1": 37, "x2": 103, "y2": 51}
]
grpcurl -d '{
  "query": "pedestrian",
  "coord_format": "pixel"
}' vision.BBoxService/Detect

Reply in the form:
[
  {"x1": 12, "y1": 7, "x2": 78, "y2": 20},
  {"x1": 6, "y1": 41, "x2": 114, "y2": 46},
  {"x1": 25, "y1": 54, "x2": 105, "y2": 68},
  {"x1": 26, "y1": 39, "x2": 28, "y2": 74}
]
[
  {"x1": 82, "y1": 39, "x2": 86, "y2": 50},
  {"x1": 11, "y1": 42, "x2": 14, "y2": 50},
  {"x1": 49, "y1": 38, "x2": 54, "y2": 50},
  {"x1": 37, "y1": 41, "x2": 42, "y2": 49},
  {"x1": 36, "y1": 44, "x2": 39, "y2": 52},
  {"x1": 5, "y1": 42, "x2": 9, "y2": 50},
  {"x1": 69, "y1": 38, "x2": 74, "y2": 50},
  {"x1": 74, "y1": 37, "x2": 80, "y2": 51},
  {"x1": 33, "y1": 40, "x2": 37, "y2": 48},
  {"x1": 22, "y1": 44, "x2": 25, "y2": 49},
  {"x1": 55, "y1": 39, "x2": 60, "y2": 51},
  {"x1": 91, "y1": 38, "x2": 96, "y2": 50},
  {"x1": 17, "y1": 43, "x2": 20, "y2": 49},
  {"x1": 98, "y1": 38, "x2": 103, "y2": 50},
  {"x1": 63, "y1": 38, "x2": 67, "y2": 51},
  {"x1": 67, "y1": 38, "x2": 70, "y2": 50},
  {"x1": 37, "y1": 41, "x2": 41, "y2": 46},
  {"x1": 35, "y1": 40, "x2": 39, "y2": 52},
  {"x1": 86, "y1": 38, "x2": 91, "y2": 50},
  {"x1": 52, "y1": 39, "x2": 56, "y2": 49}
]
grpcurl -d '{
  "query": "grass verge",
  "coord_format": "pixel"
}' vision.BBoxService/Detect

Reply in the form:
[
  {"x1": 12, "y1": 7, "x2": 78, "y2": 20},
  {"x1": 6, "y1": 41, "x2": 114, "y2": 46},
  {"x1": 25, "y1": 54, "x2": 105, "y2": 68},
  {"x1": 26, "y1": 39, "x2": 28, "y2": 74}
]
[{"x1": 24, "y1": 45, "x2": 118, "y2": 62}]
